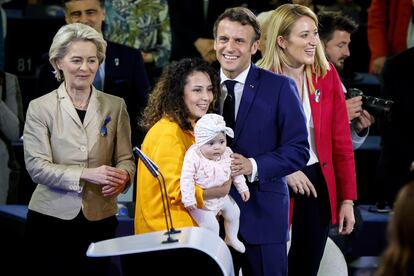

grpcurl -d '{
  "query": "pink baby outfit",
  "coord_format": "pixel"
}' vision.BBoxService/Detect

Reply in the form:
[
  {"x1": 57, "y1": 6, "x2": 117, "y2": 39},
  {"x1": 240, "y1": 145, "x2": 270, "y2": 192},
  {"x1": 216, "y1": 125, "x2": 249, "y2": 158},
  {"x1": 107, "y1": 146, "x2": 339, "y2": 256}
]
[
  {"x1": 180, "y1": 144, "x2": 248, "y2": 211},
  {"x1": 179, "y1": 113, "x2": 248, "y2": 253}
]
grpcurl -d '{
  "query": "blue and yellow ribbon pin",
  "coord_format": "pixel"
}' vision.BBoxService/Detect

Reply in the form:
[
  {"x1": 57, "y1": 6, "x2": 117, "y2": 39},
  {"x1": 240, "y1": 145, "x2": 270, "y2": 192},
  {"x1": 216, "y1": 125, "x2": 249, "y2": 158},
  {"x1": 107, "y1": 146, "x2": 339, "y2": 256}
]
[
  {"x1": 314, "y1": 89, "x2": 321, "y2": 103},
  {"x1": 100, "y1": 115, "x2": 111, "y2": 136}
]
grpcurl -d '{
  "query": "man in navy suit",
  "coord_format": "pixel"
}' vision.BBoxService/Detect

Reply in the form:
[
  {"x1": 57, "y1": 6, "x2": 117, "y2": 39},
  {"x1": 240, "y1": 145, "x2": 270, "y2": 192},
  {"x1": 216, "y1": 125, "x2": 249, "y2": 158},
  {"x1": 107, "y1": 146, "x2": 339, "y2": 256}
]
[
  {"x1": 36, "y1": 0, "x2": 150, "y2": 147},
  {"x1": 213, "y1": 7, "x2": 309, "y2": 276}
]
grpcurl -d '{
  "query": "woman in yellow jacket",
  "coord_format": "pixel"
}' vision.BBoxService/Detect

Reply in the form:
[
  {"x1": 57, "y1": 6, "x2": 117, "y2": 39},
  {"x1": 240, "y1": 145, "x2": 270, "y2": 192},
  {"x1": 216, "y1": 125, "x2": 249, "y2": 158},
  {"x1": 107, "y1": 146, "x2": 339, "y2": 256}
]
[{"x1": 135, "y1": 58, "x2": 231, "y2": 234}]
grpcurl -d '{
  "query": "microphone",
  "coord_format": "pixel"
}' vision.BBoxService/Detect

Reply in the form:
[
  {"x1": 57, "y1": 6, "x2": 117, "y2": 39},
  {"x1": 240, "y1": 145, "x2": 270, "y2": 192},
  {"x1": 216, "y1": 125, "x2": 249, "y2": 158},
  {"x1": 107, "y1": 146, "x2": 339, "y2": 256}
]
[
  {"x1": 132, "y1": 147, "x2": 159, "y2": 177},
  {"x1": 133, "y1": 146, "x2": 181, "y2": 243}
]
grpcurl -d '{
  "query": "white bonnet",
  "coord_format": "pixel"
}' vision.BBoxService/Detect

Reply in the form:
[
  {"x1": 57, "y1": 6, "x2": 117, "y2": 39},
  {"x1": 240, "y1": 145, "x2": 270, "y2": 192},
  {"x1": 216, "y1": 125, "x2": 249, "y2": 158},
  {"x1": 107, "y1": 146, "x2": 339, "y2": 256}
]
[{"x1": 194, "y1": 114, "x2": 234, "y2": 146}]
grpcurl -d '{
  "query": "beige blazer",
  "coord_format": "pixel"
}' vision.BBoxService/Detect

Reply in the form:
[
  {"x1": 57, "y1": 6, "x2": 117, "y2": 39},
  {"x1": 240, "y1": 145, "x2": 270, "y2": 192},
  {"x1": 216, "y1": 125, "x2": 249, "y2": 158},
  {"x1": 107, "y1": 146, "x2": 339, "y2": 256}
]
[{"x1": 23, "y1": 83, "x2": 135, "y2": 221}]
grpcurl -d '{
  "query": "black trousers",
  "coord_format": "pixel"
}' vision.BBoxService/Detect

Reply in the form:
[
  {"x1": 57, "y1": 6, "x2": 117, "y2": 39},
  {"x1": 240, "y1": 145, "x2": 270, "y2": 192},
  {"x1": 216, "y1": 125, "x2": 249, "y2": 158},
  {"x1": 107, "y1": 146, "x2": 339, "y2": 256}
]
[
  {"x1": 288, "y1": 163, "x2": 331, "y2": 276},
  {"x1": 24, "y1": 209, "x2": 118, "y2": 276}
]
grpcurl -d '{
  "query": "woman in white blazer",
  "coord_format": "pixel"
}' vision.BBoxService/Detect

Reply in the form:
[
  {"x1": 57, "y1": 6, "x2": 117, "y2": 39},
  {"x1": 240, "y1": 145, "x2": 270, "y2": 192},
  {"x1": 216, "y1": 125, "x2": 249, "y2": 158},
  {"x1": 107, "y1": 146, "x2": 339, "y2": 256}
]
[{"x1": 23, "y1": 23, "x2": 135, "y2": 276}]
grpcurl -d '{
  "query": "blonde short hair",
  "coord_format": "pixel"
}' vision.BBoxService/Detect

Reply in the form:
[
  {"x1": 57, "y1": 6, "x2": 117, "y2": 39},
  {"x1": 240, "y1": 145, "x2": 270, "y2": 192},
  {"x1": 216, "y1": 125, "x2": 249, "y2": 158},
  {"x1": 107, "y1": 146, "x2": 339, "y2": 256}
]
[
  {"x1": 49, "y1": 23, "x2": 107, "y2": 81},
  {"x1": 256, "y1": 10, "x2": 273, "y2": 28},
  {"x1": 256, "y1": 10, "x2": 273, "y2": 53}
]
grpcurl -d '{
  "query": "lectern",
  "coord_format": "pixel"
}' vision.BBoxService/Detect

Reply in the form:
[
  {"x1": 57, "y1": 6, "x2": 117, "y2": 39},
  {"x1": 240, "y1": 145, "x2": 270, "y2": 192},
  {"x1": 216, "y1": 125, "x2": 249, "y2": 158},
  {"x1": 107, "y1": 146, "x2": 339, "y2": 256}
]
[{"x1": 87, "y1": 226, "x2": 235, "y2": 276}]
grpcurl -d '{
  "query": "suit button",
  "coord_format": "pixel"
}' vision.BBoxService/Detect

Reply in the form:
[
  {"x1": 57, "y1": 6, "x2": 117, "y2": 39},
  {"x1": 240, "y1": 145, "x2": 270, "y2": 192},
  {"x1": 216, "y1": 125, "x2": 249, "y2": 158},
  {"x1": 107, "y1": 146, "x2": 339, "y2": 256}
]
[
  {"x1": 322, "y1": 162, "x2": 327, "y2": 168},
  {"x1": 80, "y1": 146, "x2": 86, "y2": 152}
]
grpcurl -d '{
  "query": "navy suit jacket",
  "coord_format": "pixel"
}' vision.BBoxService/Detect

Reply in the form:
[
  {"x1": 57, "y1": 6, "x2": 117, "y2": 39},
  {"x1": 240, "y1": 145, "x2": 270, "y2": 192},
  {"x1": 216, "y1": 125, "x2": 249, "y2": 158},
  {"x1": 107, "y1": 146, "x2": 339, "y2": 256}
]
[
  {"x1": 228, "y1": 64, "x2": 309, "y2": 245},
  {"x1": 36, "y1": 41, "x2": 150, "y2": 146}
]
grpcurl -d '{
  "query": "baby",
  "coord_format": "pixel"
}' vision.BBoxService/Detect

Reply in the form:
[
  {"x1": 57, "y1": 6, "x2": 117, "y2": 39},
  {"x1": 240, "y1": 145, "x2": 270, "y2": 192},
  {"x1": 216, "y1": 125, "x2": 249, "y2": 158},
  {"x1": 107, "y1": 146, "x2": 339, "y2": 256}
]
[{"x1": 180, "y1": 113, "x2": 250, "y2": 253}]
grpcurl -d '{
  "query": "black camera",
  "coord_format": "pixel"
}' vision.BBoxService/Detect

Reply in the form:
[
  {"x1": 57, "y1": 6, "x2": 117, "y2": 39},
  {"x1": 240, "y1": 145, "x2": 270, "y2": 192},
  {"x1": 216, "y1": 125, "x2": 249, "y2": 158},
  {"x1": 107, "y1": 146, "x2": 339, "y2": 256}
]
[{"x1": 346, "y1": 88, "x2": 393, "y2": 119}]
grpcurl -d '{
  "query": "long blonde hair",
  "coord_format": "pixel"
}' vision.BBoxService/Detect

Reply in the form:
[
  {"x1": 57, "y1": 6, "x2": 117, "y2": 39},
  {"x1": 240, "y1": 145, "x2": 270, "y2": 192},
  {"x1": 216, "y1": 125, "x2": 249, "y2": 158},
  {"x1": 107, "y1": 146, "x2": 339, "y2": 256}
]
[{"x1": 256, "y1": 4, "x2": 329, "y2": 94}]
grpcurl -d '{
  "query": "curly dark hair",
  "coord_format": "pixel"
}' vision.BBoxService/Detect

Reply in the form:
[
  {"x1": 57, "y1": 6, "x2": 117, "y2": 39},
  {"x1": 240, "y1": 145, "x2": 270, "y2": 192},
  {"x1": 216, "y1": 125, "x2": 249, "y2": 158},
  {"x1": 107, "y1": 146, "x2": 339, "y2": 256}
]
[{"x1": 140, "y1": 58, "x2": 221, "y2": 132}]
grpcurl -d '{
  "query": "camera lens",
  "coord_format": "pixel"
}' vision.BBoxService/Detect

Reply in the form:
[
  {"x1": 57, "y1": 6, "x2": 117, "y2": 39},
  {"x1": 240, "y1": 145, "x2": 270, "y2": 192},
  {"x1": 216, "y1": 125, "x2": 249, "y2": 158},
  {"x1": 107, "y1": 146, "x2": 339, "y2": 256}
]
[{"x1": 347, "y1": 88, "x2": 393, "y2": 119}]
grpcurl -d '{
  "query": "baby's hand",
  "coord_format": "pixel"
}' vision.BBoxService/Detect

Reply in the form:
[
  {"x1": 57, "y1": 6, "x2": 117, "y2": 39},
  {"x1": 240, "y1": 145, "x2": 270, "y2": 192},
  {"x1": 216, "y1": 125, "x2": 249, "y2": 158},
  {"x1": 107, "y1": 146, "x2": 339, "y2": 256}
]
[
  {"x1": 186, "y1": 204, "x2": 197, "y2": 211},
  {"x1": 241, "y1": 190, "x2": 250, "y2": 202}
]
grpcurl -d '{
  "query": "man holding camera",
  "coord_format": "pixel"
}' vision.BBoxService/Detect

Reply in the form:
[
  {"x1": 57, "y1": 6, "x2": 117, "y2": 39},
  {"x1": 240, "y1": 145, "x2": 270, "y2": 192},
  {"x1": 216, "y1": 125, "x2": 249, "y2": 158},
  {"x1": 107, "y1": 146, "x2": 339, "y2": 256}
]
[
  {"x1": 317, "y1": 12, "x2": 375, "y2": 260},
  {"x1": 318, "y1": 11, "x2": 375, "y2": 149}
]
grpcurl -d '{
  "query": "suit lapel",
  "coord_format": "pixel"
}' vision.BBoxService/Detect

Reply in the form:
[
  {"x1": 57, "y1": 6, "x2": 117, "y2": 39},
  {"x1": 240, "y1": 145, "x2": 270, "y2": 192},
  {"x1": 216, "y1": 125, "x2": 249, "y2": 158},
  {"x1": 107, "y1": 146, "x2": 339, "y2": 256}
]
[
  {"x1": 83, "y1": 88, "x2": 101, "y2": 128},
  {"x1": 57, "y1": 84, "x2": 83, "y2": 128},
  {"x1": 104, "y1": 41, "x2": 118, "y2": 86},
  {"x1": 234, "y1": 65, "x2": 259, "y2": 141},
  {"x1": 84, "y1": 89, "x2": 104, "y2": 151}
]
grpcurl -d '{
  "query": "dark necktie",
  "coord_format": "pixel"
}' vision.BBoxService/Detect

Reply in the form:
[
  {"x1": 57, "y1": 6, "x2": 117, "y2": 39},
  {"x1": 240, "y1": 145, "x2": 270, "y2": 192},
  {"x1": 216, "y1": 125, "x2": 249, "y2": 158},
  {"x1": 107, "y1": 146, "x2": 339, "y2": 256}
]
[{"x1": 223, "y1": 80, "x2": 237, "y2": 131}]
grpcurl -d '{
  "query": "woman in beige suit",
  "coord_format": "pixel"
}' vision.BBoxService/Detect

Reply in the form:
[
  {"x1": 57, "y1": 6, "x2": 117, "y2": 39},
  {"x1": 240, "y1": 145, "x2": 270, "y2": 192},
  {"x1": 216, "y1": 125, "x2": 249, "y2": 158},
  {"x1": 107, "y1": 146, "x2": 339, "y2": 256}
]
[{"x1": 23, "y1": 23, "x2": 135, "y2": 276}]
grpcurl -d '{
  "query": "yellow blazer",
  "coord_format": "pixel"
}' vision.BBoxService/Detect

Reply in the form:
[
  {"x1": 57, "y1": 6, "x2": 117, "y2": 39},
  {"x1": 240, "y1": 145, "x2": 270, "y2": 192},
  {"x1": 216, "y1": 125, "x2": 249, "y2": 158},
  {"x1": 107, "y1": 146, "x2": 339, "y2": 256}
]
[
  {"x1": 135, "y1": 118, "x2": 204, "y2": 234},
  {"x1": 23, "y1": 83, "x2": 135, "y2": 221}
]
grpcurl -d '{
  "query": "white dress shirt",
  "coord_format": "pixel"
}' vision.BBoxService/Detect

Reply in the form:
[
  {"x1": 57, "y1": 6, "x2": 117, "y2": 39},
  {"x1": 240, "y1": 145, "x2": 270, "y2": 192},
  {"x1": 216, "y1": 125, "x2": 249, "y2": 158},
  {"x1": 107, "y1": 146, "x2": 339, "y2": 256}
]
[{"x1": 219, "y1": 64, "x2": 259, "y2": 182}]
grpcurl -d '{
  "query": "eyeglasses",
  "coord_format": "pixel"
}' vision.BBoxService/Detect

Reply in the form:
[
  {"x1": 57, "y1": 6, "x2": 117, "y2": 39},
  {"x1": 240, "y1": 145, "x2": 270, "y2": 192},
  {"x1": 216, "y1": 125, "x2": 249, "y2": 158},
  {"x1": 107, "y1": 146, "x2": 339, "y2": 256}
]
[{"x1": 100, "y1": 115, "x2": 111, "y2": 136}]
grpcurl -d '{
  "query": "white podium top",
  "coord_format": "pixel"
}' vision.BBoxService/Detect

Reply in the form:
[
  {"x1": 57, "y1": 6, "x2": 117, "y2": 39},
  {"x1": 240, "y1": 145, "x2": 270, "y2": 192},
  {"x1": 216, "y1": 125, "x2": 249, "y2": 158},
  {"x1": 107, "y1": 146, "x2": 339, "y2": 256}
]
[{"x1": 87, "y1": 226, "x2": 235, "y2": 276}]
